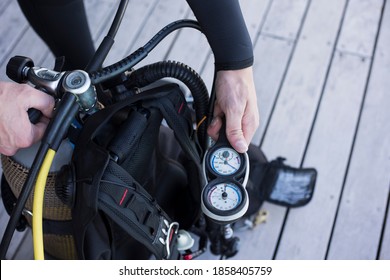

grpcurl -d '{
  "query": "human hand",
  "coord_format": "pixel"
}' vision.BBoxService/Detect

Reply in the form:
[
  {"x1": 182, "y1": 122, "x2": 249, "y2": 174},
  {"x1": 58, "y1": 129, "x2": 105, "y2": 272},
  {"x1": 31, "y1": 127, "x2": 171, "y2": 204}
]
[
  {"x1": 207, "y1": 66, "x2": 259, "y2": 153},
  {"x1": 0, "y1": 82, "x2": 55, "y2": 156}
]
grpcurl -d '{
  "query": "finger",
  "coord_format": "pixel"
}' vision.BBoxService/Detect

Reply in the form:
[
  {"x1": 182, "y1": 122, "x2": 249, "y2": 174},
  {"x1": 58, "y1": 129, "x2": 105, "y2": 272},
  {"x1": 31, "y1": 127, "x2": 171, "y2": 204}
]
[
  {"x1": 18, "y1": 114, "x2": 49, "y2": 147},
  {"x1": 241, "y1": 104, "x2": 260, "y2": 144},
  {"x1": 38, "y1": 116, "x2": 51, "y2": 126},
  {"x1": 24, "y1": 89, "x2": 55, "y2": 118},
  {"x1": 0, "y1": 144, "x2": 18, "y2": 156},
  {"x1": 225, "y1": 112, "x2": 248, "y2": 153},
  {"x1": 207, "y1": 101, "x2": 223, "y2": 139},
  {"x1": 207, "y1": 115, "x2": 222, "y2": 141},
  {"x1": 30, "y1": 121, "x2": 49, "y2": 144}
]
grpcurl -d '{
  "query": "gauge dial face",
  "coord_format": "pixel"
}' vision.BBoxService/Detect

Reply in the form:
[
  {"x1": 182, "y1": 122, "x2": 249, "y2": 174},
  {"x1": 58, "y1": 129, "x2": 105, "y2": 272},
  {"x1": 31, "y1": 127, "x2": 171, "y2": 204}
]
[
  {"x1": 210, "y1": 147, "x2": 241, "y2": 176},
  {"x1": 206, "y1": 183, "x2": 242, "y2": 211}
]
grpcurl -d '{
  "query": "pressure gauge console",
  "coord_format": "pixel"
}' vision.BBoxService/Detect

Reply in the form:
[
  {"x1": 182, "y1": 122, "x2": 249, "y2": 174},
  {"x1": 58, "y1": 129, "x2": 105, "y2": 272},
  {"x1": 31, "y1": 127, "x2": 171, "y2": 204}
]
[{"x1": 201, "y1": 119, "x2": 250, "y2": 224}]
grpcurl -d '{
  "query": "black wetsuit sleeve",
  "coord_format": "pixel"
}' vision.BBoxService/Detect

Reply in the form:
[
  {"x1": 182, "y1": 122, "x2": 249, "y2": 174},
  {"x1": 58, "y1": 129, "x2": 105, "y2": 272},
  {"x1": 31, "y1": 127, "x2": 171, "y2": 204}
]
[
  {"x1": 186, "y1": 0, "x2": 253, "y2": 71},
  {"x1": 17, "y1": 0, "x2": 95, "y2": 70}
]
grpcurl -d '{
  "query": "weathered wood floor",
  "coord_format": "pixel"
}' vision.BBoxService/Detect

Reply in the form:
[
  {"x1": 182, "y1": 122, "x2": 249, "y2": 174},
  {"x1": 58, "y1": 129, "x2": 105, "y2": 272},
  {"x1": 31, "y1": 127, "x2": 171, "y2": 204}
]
[{"x1": 0, "y1": 0, "x2": 389, "y2": 260}]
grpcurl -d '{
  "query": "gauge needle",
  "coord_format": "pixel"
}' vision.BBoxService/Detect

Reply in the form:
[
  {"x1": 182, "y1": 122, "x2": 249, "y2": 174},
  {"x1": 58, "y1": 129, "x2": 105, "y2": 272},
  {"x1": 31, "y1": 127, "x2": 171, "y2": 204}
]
[{"x1": 225, "y1": 161, "x2": 238, "y2": 170}]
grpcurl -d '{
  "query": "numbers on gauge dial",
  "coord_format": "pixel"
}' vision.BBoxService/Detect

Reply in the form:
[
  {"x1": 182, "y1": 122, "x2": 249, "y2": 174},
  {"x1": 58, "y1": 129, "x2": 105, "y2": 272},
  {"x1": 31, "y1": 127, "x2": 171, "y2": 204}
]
[
  {"x1": 210, "y1": 147, "x2": 241, "y2": 176},
  {"x1": 207, "y1": 183, "x2": 242, "y2": 211}
]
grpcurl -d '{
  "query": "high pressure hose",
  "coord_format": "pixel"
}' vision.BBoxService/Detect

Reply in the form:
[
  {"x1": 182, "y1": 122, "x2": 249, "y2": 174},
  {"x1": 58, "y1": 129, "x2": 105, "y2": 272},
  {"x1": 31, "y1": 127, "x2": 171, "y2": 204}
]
[
  {"x1": 89, "y1": 20, "x2": 202, "y2": 85},
  {"x1": 125, "y1": 61, "x2": 210, "y2": 148},
  {"x1": 85, "y1": 0, "x2": 129, "y2": 72}
]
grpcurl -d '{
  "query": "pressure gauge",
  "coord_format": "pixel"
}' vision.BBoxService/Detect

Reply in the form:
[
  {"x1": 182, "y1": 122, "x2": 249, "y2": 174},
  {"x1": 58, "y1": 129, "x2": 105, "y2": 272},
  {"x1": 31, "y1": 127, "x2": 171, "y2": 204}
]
[
  {"x1": 201, "y1": 118, "x2": 250, "y2": 224},
  {"x1": 207, "y1": 146, "x2": 247, "y2": 179},
  {"x1": 203, "y1": 137, "x2": 250, "y2": 188},
  {"x1": 201, "y1": 179, "x2": 249, "y2": 224}
]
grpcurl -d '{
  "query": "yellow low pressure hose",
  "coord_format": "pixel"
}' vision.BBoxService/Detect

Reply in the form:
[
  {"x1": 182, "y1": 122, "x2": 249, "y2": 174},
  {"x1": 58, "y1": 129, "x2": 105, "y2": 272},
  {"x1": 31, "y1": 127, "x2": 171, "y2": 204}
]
[{"x1": 32, "y1": 148, "x2": 56, "y2": 260}]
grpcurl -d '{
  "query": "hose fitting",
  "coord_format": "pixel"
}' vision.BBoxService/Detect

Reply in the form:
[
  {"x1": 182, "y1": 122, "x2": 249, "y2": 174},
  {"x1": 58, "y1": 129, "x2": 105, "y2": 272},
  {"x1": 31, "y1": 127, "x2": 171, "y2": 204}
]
[{"x1": 62, "y1": 70, "x2": 97, "y2": 112}]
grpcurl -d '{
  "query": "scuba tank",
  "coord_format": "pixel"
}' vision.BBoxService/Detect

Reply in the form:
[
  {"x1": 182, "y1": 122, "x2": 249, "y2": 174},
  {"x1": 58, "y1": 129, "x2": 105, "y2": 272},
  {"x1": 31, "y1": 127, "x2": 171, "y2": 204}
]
[{"x1": 1, "y1": 140, "x2": 76, "y2": 259}]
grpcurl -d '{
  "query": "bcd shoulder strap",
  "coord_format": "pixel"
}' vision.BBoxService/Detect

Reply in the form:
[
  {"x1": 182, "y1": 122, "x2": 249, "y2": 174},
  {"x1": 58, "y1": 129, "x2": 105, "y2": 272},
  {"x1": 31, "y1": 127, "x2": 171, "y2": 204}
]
[{"x1": 71, "y1": 83, "x2": 204, "y2": 259}]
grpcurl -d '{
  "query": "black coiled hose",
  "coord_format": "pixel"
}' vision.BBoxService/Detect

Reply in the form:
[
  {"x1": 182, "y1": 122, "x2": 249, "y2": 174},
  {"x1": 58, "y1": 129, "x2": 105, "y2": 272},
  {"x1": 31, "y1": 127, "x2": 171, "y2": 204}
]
[
  {"x1": 88, "y1": 20, "x2": 209, "y2": 147},
  {"x1": 126, "y1": 61, "x2": 209, "y2": 148}
]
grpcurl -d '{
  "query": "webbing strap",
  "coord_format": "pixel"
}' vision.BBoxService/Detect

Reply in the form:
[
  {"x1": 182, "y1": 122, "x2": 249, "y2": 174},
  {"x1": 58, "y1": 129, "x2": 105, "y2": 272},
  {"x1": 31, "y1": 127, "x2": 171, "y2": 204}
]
[
  {"x1": 73, "y1": 83, "x2": 201, "y2": 259},
  {"x1": 98, "y1": 160, "x2": 178, "y2": 259},
  {"x1": 144, "y1": 90, "x2": 202, "y2": 163}
]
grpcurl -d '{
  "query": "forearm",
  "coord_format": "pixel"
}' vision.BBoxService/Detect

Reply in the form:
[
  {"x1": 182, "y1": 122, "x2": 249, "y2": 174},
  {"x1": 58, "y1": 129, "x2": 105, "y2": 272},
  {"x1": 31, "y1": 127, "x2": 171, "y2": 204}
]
[{"x1": 186, "y1": 0, "x2": 254, "y2": 71}]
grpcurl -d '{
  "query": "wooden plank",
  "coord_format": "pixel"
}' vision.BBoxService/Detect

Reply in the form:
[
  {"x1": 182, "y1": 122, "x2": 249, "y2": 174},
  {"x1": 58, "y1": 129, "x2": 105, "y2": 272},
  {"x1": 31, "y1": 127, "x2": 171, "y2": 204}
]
[
  {"x1": 229, "y1": 204, "x2": 286, "y2": 260},
  {"x1": 0, "y1": 1, "x2": 29, "y2": 66},
  {"x1": 262, "y1": 0, "x2": 308, "y2": 40},
  {"x1": 239, "y1": 0, "x2": 272, "y2": 40},
  {"x1": 0, "y1": 0, "x2": 115, "y2": 78},
  {"x1": 275, "y1": 0, "x2": 385, "y2": 260},
  {"x1": 0, "y1": 0, "x2": 12, "y2": 17},
  {"x1": 251, "y1": 36, "x2": 295, "y2": 146},
  {"x1": 0, "y1": 29, "x2": 49, "y2": 81},
  {"x1": 1, "y1": 0, "x2": 118, "y2": 80},
  {"x1": 164, "y1": 12, "x2": 210, "y2": 74},
  {"x1": 379, "y1": 197, "x2": 390, "y2": 259},
  {"x1": 230, "y1": 0, "x2": 286, "y2": 141},
  {"x1": 124, "y1": 0, "x2": 190, "y2": 68},
  {"x1": 87, "y1": 0, "x2": 119, "y2": 44},
  {"x1": 9, "y1": 229, "x2": 33, "y2": 260},
  {"x1": 4, "y1": 231, "x2": 32, "y2": 260},
  {"x1": 255, "y1": 0, "x2": 347, "y2": 259},
  {"x1": 337, "y1": 0, "x2": 384, "y2": 56},
  {"x1": 39, "y1": 0, "x2": 118, "y2": 68},
  {"x1": 275, "y1": 52, "x2": 371, "y2": 259},
  {"x1": 261, "y1": 0, "x2": 347, "y2": 160},
  {"x1": 200, "y1": 0, "x2": 309, "y2": 125},
  {"x1": 166, "y1": 0, "x2": 271, "y2": 89},
  {"x1": 327, "y1": 0, "x2": 390, "y2": 259},
  {"x1": 102, "y1": 0, "x2": 159, "y2": 66}
]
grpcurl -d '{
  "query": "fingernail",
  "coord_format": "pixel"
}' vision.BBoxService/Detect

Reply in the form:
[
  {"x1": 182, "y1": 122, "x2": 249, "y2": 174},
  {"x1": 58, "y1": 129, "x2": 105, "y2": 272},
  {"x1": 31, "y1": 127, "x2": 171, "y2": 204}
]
[{"x1": 235, "y1": 140, "x2": 248, "y2": 153}]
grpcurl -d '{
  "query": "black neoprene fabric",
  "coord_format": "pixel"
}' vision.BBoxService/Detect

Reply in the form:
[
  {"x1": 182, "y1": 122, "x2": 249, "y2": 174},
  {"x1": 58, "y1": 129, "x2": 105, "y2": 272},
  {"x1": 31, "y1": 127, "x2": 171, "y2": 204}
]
[
  {"x1": 17, "y1": 0, "x2": 95, "y2": 70},
  {"x1": 186, "y1": 0, "x2": 254, "y2": 70},
  {"x1": 17, "y1": 0, "x2": 253, "y2": 71}
]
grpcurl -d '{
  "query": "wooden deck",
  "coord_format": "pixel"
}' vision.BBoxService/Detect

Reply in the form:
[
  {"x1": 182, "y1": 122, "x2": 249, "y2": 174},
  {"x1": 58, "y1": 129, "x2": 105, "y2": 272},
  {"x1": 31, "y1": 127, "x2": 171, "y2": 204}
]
[{"x1": 0, "y1": 0, "x2": 389, "y2": 260}]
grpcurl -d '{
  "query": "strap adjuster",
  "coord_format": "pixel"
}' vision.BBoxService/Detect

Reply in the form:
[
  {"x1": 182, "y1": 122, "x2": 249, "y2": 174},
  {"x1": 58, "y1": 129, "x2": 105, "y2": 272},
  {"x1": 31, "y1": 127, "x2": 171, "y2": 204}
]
[{"x1": 159, "y1": 220, "x2": 179, "y2": 259}]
